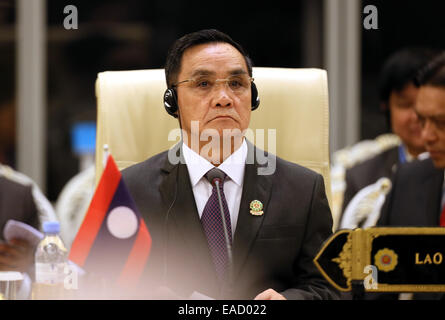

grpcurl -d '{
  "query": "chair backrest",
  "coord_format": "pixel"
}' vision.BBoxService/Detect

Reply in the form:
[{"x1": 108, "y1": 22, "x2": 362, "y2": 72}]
[{"x1": 95, "y1": 67, "x2": 332, "y2": 208}]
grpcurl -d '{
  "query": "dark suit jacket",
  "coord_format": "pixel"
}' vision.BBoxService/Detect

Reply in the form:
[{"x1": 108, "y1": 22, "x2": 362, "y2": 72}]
[
  {"x1": 122, "y1": 142, "x2": 338, "y2": 300},
  {"x1": 377, "y1": 158, "x2": 444, "y2": 300},
  {"x1": 378, "y1": 158, "x2": 443, "y2": 226},
  {"x1": 0, "y1": 176, "x2": 39, "y2": 241},
  {"x1": 340, "y1": 146, "x2": 399, "y2": 223}
]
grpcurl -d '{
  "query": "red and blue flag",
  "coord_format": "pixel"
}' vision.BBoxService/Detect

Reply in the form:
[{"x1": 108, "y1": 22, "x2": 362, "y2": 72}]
[{"x1": 69, "y1": 155, "x2": 151, "y2": 288}]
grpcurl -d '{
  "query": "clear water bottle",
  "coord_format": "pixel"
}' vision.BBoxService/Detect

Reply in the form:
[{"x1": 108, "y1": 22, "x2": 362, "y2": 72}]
[{"x1": 34, "y1": 221, "x2": 68, "y2": 299}]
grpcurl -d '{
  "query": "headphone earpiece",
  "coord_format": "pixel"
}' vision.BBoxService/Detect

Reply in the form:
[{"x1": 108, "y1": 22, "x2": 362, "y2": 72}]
[
  {"x1": 163, "y1": 88, "x2": 179, "y2": 118},
  {"x1": 251, "y1": 82, "x2": 260, "y2": 111}
]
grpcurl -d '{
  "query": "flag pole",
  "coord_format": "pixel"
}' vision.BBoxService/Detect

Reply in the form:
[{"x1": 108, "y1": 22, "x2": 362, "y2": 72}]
[{"x1": 103, "y1": 144, "x2": 109, "y2": 169}]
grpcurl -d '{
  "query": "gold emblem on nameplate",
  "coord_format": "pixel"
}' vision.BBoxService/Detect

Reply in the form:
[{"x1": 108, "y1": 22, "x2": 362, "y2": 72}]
[
  {"x1": 375, "y1": 248, "x2": 398, "y2": 272},
  {"x1": 250, "y1": 200, "x2": 264, "y2": 216}
]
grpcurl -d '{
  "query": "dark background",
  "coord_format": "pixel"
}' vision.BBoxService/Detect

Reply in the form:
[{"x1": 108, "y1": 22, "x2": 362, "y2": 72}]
[{"x1": 1, "y1": 0, "x2": 445, "y2": 200}]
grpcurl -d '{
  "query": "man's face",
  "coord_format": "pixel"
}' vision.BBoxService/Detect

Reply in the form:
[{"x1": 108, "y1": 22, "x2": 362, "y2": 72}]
[
  {"x1": 415, "y1": 85, "x2": 445, "y2": 168},
  {"x1": 175, "y1": 42, "x2": 251, "y2": 146},
  {"x1": 388, "y1": 83, "x2": 425, "y2": 156}
]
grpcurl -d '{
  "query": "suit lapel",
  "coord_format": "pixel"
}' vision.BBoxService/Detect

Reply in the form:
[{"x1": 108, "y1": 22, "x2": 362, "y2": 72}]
[
  {"x1": 232, "y1": 142, "x2": 273, "y2": 280},
  {"x1": 158, "y1": 147, "x2": 219, "y2": 292},
  {"x1": 385, "y1": 146, "x2": 401, "y2": 177}
]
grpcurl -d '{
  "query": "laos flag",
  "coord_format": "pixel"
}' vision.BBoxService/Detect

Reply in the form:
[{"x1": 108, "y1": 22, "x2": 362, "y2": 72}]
[{"x1": 69, "y1": 155, "x2": 151, "y2": 288}]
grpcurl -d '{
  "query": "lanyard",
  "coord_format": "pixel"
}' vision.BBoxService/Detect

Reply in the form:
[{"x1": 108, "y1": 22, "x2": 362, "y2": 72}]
[{"x1": 398, "y1": 145, "x2": 407, "y2": 164}]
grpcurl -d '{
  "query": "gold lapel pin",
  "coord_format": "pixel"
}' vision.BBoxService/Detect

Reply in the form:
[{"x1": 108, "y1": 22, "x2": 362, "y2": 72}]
[{"x1": 250, "y1": 200, "x2": 264, "y2": 216}]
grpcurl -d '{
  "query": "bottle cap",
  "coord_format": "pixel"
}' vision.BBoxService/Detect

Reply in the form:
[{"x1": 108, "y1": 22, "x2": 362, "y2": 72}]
[{"x1": 43, "y1": 221, "x2": 60, "y2": 234}]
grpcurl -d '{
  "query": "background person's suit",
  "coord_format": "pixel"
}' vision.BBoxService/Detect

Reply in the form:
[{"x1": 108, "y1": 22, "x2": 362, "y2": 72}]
[
  {"x1": 122, "y1": 142, "x2": 338, "y2": 300},
  {"x1": 378, "y1": 157, "x2": 443, "y2": 226},
  {"x1": 377, "y1": 157, "x2": 444, "y2": 300},
  {"x1": 341, "y1": 146, "x2": 399, "y2": 218}
]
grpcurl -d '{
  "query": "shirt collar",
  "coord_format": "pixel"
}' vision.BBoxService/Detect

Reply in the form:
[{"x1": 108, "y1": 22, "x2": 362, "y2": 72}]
[
  {"x1": 182, "y1": 139, "x2": 247, "y2": 187},
  {"x1": 400, "y1": 143, "x2": 431, "y2": 163}
]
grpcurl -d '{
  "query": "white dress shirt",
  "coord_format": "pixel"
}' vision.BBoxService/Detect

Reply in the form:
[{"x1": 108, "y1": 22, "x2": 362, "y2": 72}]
[{"x1": 182, "y1": 140, "x2": 247, "y2": 236}]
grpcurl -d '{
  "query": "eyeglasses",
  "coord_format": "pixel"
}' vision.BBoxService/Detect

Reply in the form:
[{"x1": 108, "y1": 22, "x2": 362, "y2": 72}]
[
  {"x1": 417, "y1": 114, "x2": 445, "y2": 131},
  {"x1": 172, "y1": 74, "x2": 254, "y2": 95}
]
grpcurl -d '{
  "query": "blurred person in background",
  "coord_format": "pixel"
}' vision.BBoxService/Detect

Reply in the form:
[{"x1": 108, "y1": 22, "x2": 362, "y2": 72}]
[
  {"x1": 0, "y1": 163, "x2": 58, "y2": 273},
  {"x1": 340, "y1": 48, "x2": 437, "y2": 227},
  {"x1": 378, "y1": 51, "x2": 445, "y2": 300},
  {"x1": 0, "y1": 162, "x2": 58, "y2": 299},
  {"x1": 0, "y1": 86, "x2": 57, "y2": 298}
]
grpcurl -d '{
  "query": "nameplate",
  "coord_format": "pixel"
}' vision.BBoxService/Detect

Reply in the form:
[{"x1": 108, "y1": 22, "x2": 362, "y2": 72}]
[{"x1": 314, "y1": 227, "x2": 445, "y2": 292}]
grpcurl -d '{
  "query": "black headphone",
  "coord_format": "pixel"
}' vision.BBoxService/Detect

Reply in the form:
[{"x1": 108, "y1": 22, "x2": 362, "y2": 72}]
[{"x1": 163, "y1": 83, "x2": 260, "y2": 118}]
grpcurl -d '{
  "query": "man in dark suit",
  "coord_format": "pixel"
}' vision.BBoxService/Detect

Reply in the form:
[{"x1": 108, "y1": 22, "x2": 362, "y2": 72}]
[
  {"x1": 378, "y1": 157, "x2": 442, "y2": 227},
  {"x1": 378, "y1": 52, "x2": 445, "y2": 300},
  {"x1": 341, "y1": 48, "x2": 436, "y2": 226},
  {"x1": 379, "y1": 52, "x2": 445, "y2": 227},
  {"x1": 0, "y1": 165, "x2": 58, "y2": 300},
  {"x1": 122, "y1": 29, "x2": 337, "y2": 300}
]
